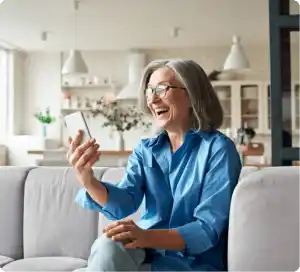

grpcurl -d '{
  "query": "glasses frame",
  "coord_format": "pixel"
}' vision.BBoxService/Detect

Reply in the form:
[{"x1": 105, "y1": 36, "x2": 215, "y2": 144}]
[{"x1": 145, "y1": 84, "x2": 186, "y2": 100}]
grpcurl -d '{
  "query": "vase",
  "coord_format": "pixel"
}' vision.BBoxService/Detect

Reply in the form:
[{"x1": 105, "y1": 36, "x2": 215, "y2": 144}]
[
  {"x1": 42, "y1": 125, "x2": 47, "y2": 138},
  {"x1": 116, "y1": 131, "x2": 125, "y2": 151}
]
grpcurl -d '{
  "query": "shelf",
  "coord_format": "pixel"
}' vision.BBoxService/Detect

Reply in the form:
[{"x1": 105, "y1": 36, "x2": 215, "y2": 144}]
[
  {"x1": 28, "y1": 149, "x2": 132, "y2": 156},
  {"x1": 61, "y1": 108, "x2": 94, "y2": 114},
  {"x1": 61, "y1": 84, "x2": 115, "y2": 90},
  {"x1": 241, "y1": 114, "x2": 258, "y2": 118}
]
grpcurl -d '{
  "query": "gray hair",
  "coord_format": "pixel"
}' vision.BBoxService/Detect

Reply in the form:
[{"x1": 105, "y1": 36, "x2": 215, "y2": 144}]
[{"x1": 138, "y1": 59, "x2": 223, "y2": 132}]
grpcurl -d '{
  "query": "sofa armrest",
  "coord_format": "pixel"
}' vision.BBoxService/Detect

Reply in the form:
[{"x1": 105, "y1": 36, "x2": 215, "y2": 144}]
[{"x1": 0, "y1": 255, "x2": 14, "y2": 267}]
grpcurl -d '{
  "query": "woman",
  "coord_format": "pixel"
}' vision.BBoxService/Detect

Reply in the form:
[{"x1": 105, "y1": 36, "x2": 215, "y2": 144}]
[{"x1": 68, "y1": 59, "x2": 242, "y2": 271}]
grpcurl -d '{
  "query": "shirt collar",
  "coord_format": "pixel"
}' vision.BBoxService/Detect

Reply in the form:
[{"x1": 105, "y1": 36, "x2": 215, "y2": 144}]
[{"x1": 148, "y1": 129, "x2": 202, "y2": 147}]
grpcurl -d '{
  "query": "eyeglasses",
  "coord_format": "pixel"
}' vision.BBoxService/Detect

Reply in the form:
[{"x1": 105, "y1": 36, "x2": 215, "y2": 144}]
[{"x1": 145, "y1": 84, "x2": 186, "y2": 100}]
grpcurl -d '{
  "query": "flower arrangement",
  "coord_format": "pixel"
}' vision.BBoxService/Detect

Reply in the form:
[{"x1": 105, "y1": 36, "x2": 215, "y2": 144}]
[
  {"x1": 34, "y1": 107, "x2": 56, "y2": 137},
  {"x1": 91, "y1": 96, "x2": 152, "y2": 133},
  {"x1": 34, "y1": 107, "x2": 56, "y2": 124}
]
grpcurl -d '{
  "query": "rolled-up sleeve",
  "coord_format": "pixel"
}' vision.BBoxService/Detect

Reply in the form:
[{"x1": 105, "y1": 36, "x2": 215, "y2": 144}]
[
  {"x1": 176, "y1": 140, "x2": 242, "y2": 255},
  {"x1": 75, "y1": 142, "x2": 145, "y2": 220}
]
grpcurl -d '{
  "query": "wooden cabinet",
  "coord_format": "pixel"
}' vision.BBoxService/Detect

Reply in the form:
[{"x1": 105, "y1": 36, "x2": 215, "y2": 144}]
[{"x1": 212, "y1": 81, "x2": 264, "y2": 134}]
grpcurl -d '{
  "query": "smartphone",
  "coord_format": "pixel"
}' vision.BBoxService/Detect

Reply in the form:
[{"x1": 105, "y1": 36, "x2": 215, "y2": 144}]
[{"x1": 63, "y1": 111, "x2": 92, "y2": 144}]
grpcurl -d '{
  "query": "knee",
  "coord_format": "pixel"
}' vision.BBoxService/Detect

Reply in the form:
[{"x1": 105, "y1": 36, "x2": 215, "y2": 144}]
[
  {"x1": 88, "y1": 234, "x2": 124, "y2": 271},
  {"x1": 90, "y1": 234, "x2": 121, "y2": 256}
]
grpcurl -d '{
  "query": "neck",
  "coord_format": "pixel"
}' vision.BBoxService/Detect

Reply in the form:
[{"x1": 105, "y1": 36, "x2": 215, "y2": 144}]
[{"x1": 166, "y1": 127, "x2": 190, "y2": 153}]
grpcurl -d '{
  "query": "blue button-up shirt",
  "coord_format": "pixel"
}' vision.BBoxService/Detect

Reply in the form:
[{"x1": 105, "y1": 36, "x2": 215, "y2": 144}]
[{"x1": 75, "y1": 129, "x2": 242, "y2": 271}]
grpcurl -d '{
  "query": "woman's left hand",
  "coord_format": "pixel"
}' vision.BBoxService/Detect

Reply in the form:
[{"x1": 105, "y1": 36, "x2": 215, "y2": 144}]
[{"x1": 103, "y1": 219, "x2": 148, "y2": 249}]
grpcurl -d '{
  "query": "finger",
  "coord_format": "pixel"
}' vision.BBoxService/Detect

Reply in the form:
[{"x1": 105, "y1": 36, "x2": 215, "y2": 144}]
[
  {"x1": 84, "y1": 151, "x2": 101, "y2": 168},
  {"x1": 103, "y1": 220, "x2": 133, "y2": 233},
  {"x1": 76, "y1": 138, "x2": 96, "y2": 154},
  {"x1": 68, "y1": 136, "x2": 72, "y2": 145},
  {"x1": 105, "y1": 224, "x2": 132, "y2": 238},
  {"x1": 70, "y1": 140, "x2": 97, "y2": 166},
  {"x1": 74, "y1": 130, "x2": 84, "y2": 146},
  {"x1": 111, "y1": 231, "x2": 133, "y2": 242},
  {"x1": 125, "y1": 240, "x2": 139, "y2": 249},
  {"x1": 69, "y1": 132, "x2": 82, "y2": 155},
  {"x1": 103, "y1": 221, "x2": 121, "y2": 233},
  {"x1": 74, "y1": 143, "x2": 99, "y2": 168},
  {"x1": 106, "y1": 224, "x2": 135, "y2": 238}
]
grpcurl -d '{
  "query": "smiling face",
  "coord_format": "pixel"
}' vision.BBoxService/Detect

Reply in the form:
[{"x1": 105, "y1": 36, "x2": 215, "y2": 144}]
[{"x1": 146, "y1": 67, "x2": 191, "y2": 132}]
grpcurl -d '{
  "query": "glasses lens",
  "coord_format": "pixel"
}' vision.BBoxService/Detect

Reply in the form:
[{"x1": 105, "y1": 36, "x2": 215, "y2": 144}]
[
  {"x1": 145, "y1": 87, "x2": 153, "y2": 98},
  {"x1": 156, "y1": 85, "x2": 167, "y2": 97}
]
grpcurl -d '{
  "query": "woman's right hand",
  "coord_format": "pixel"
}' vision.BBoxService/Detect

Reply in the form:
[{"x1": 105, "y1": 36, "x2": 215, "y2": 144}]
[{"x1": 67, "y1": 130, "x2": 101, "y2": 188}]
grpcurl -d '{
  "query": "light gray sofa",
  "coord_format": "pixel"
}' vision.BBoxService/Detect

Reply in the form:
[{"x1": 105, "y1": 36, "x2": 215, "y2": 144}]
[{"x1": 0, "y1": 166, "x2": 298, "y2": 271}]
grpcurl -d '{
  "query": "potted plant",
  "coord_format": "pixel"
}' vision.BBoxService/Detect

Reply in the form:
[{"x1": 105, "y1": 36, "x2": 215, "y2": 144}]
[
  {"x1": 34, "y1": 107, "x2": 56, "y2": 138},
  {"x1": 91, "y1": 96, "x2": 152, "y2": 150}
]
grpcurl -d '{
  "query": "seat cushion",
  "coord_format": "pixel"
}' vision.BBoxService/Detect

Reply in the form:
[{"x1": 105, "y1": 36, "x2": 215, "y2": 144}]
[
  {"x1": 0, "y1": 255, "x2": 14, "y2": 267},
  {"x1": 3, "y1": 257, "x2": 87, "y2": 271}
]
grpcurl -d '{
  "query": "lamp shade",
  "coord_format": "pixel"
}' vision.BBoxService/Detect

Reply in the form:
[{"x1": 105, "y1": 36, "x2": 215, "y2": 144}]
[
  {"x1": 61, "y1": 49, "x2": 88, "y2": 75},
  {"x1": 223, "y1": 36, "x2": 250, "y2": 71}
]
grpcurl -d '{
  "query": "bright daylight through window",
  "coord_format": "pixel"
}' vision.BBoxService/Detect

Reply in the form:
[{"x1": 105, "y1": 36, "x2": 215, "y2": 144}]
[{"x1": 0, "y1": 49, "x2": 8, "y2": 143}]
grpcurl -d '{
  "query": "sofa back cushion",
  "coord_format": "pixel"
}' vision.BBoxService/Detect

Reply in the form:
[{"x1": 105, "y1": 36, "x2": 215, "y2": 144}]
[
  {"x1": 97, "y1": 167, "x2": 143, "y2": 235},
  {"x1": 228, "y1": 166, "x2": 299, "y2": 271},
  {"x1": 0, "y1": 167, "x2": 33, "y2": 259},
  {"x1": 23, "y1": 167, "x2": 107, "y2": 259},
  {"x1": 239, "y1": 166, "x2": 258, "y2": 180},
  {"x1": 96, "y1": 166, "x2": 258, "y2": 235}
]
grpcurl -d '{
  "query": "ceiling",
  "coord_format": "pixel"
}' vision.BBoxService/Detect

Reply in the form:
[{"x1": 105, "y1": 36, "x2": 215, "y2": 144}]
[{"x1": 0, "y1": 0, "x2": 299, "y2": 51}]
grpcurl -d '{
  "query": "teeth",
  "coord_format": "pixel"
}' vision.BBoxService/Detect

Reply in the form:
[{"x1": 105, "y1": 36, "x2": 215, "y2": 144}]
[{"x1": 155, "y1": 108, "x2": 168, "y2": 114}]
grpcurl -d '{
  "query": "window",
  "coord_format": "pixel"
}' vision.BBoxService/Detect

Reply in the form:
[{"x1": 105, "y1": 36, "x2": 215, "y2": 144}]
[{"x1": 0, "y1": 49, "x2": 8, "y2": 143}]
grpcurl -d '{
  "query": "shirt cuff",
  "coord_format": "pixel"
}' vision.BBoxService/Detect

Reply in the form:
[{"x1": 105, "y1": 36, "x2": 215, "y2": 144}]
[
  {"x1": 74, "y1": 181, "x2": 132, "y2": 220},
  {"x1": 176, "y1": 221, "x2": 214, "y2": 255}
]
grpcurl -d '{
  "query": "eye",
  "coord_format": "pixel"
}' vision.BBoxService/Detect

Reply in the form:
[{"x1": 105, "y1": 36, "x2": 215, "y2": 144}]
[
  {"x1": 145, "y1": 87, "x2": 153, "y2": 95},
  {"x1": 156, "y1": 85, "x2": 167, "y2": 94}
]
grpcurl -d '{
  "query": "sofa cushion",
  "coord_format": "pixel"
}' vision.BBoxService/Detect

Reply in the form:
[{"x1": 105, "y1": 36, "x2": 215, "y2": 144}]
[
  {"x1": 2, "y1": 257, "x2": 87, "y2": 271},
  {"x1": 228, "y1": 166, "x2": 299, "y2": 271},
  {"x1": 0, "y1": 166, "x2": 33, "y2": 259},
  {"x1": 97, "y1": 168, "x2": 144, "y2": 235},
  {"x1": 0, "y1": 255, "x2": 14, "y2": 267},
  {"x1": 23, "y1": 167, "x2": 107, "y2": 260},
  {"x1": 239, "y1": 166, "x2": 258, "y2": 180}
]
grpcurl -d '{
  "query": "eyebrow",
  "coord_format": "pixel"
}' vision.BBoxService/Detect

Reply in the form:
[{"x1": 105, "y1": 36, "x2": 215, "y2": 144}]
[{"x1": 147, "y1": 81, "x2": 173, "y2": 87}]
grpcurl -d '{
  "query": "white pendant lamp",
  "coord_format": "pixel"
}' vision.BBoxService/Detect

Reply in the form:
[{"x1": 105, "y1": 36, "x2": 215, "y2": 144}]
[
  {"x1": 223, "y1": 35, "x2": 250, "y2": 71},
  {"x1": 62, "y1": 50, "x2": 88, "y2": 75},
  {"x1": 62, "y1": 0, "x2": 88, "y2": 75}
]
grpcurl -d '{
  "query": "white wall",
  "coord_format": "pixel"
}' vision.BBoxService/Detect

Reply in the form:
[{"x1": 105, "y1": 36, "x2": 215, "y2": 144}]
[{"x1": 6, "y1": 44, "x2": 300, "y2": 165}]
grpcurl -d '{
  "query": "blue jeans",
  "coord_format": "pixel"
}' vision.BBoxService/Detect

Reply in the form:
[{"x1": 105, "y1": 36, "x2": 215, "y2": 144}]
[{"x1": 74, "y1": 235, "x2": 150, "y2": 271}]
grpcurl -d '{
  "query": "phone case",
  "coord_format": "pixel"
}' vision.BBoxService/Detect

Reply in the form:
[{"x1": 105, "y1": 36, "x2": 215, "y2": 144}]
[{"x1": 63, "y1": 111, "x2": 92, "y2": 144}]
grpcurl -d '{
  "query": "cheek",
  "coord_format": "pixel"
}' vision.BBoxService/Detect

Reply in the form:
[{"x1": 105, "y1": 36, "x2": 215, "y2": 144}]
[
  {"x1": 169, "y1": 97, "x2": 190, "y2": 116},
  {"x1": 146, "y1": 103, "x2": 154, "y2": 114}
]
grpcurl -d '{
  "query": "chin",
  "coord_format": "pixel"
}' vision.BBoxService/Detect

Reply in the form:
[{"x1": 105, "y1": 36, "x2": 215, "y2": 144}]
[{"x1": 156, "y1": 120, "x2": 173, "y2": 132}]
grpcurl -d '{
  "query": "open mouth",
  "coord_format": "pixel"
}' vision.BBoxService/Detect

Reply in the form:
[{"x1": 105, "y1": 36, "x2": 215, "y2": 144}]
[{"x1": 156, "y1": 109, "x2": 169, "y2": 117}]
